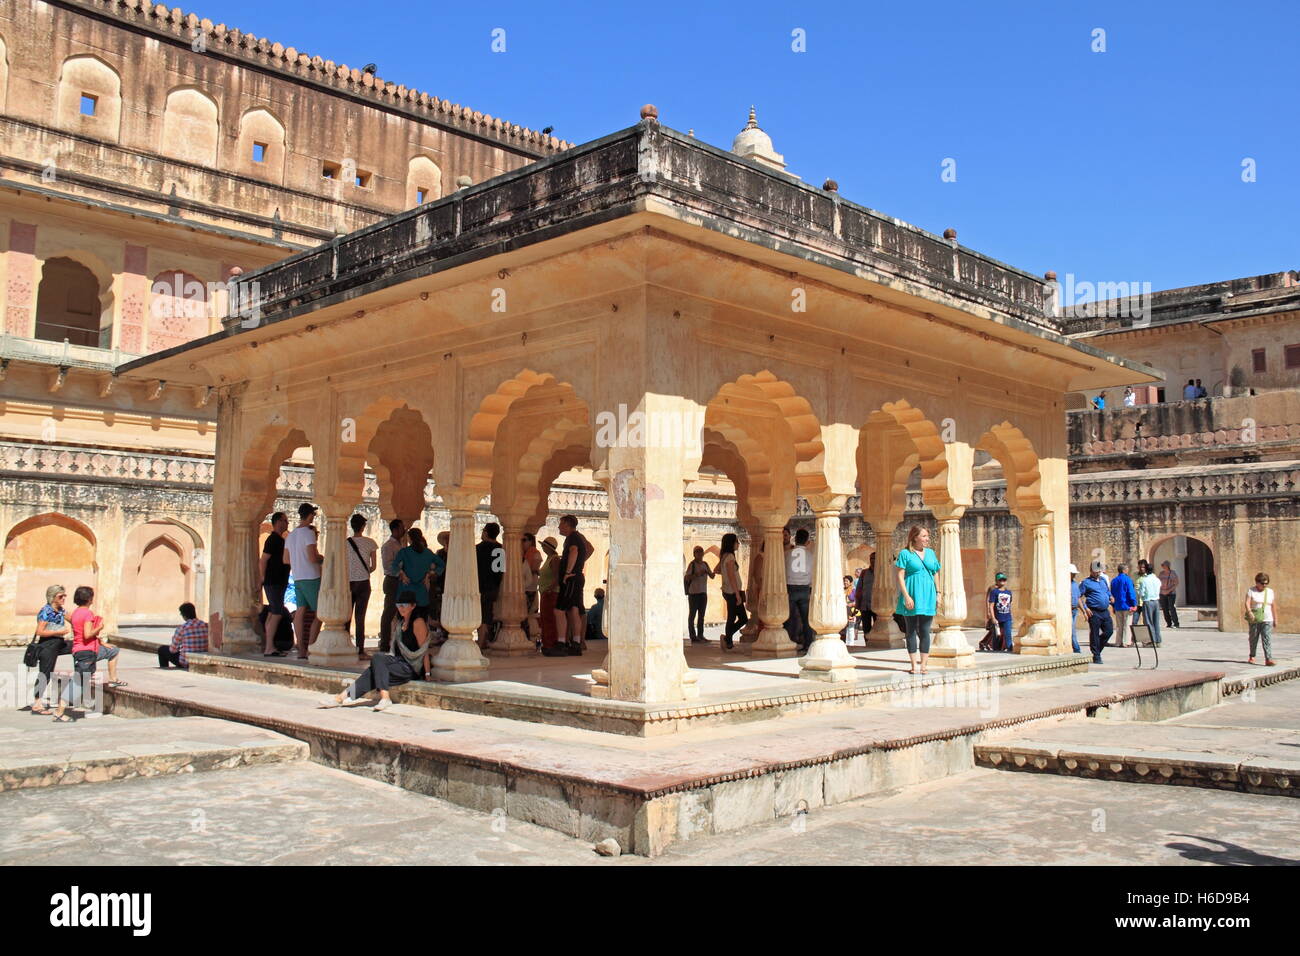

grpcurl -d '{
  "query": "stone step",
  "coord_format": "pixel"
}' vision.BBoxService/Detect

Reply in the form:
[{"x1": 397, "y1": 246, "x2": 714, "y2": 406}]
[
  {"x1": 975, "y1": 722, "x2": 1300, "y2": 797},
  {"x1": 0, "y1": 715, "x2": 309, "y2": 791}
]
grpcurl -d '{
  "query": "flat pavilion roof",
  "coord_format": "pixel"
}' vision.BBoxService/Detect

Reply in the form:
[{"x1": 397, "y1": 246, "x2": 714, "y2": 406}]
[{"x1": 121, "y1": 120, "x2": 1158, "y2": 392}]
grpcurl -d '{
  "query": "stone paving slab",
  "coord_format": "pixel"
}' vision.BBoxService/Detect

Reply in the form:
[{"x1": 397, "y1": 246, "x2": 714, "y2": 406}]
[{"x1": 0, "y1": 715, "x2": 308, "y2": 791}]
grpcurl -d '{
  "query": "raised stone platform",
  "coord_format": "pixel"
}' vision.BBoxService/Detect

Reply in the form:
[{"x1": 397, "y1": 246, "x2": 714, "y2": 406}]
[
  {"x1": 182, "y1": 645, "x2": 1092, "y2": 736},
  {"x1": 0, "y1": 714, "x2": 307, "y2": 791},
  {"x1": 96, "y1": 647, "x2": 1225, "y2": 855}
]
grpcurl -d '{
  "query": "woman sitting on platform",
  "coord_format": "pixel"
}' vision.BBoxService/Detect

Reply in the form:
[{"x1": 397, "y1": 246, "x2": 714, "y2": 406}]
[{"x1": 319, "y1": 591, "x2": 431, "y2": 712}]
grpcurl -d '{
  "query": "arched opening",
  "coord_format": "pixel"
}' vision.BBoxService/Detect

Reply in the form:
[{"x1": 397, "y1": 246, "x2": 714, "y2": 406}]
[
  {"x1": 35, "y1": 256, "x2": 107, "y2": 347},
  {"x1": 2, "y1": 513, "x2": 98, "y2": 618},
  {"x1": 120, "y1": 519, "x2": 201, "y2": 624},
  {"x1": 161, "y1": 87, "x2": 219, "y2": 166},
  {"x1": 1149, "y1": 534, "x2": 1217, "y2": 611}
]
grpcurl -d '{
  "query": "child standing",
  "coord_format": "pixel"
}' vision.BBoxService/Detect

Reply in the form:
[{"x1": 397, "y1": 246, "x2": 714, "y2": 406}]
[{"x1": 986, "y1": 573, "x2": 1015, "y2": 653}]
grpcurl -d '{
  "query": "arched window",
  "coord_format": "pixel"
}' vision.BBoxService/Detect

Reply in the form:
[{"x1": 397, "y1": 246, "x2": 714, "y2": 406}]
[
  {"x1": 161, "y1": 88, "x2": 219, "y2": 166},
  {"x1": 35, "y1": 257, "x2": 106, "y2": 347},
  {"x1": 238, "y1": 108, "x2": 287, "y2": 183},
  {"x1": 149, "y1": 270, "x2": 210, "y2": 352},
  {"x1": 56, "y1": 54, "x2": 121, "y2": 141},
  {"x1": 407, "y1": 155, "x2": 443, "y2": 207}
]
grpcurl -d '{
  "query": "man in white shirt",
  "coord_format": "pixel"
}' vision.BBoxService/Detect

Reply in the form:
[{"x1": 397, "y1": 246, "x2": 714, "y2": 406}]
[
  {"x1": 784, "y1": 527, "x2": 815, "y2": 651},
  {"x1": 345, "y1": 513, "x2": 378, "y2": 660},
  {"x1": 287, "y1": 502, "x2": 324, "y2": 658},
  {"x1": 377, "y1": 519, "x2": 406, "y2": 651}
]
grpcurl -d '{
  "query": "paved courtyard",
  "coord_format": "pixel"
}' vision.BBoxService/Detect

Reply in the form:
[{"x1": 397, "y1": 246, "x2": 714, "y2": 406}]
[{"x1": 2, "y1": 630, "x2": 1298, "y2": 865}]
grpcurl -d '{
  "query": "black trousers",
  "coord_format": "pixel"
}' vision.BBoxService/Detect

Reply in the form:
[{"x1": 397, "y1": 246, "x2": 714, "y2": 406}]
[
  {"x1": 379, "y1": 575, "x2": 399, "y2": 651},
  {"x1": 1088, "y1": 610, "x2": 1115, "y2": 659},
  {"x1": 348, "y1": 580, "x2": 372, "y2": 651},
  {"x1": 723, "y1": 592, "x2": 748, "y2": 641},
  {"x1": 687, "y1": 593, "x2": 707, "y2": 640},
  {"x1": 32, "y1": 637, "x2": 71, "y2": 699},
  {"x1": 158, "y1": 647, "x2": 185, "y2": 669},
  {"x1": 349, "y1": 652, "x2": 417, "y2": 697},
  {"x1": 1159, "y1": 592, "x2": 1180, "y2": 628}
]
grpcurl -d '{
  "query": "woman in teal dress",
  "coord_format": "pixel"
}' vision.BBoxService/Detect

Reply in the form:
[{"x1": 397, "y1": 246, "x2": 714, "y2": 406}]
[
  {"x1": 393, "y1": 528, "x2": 437, "y2": 622},
  {"x1": 895, "y1": 524, "x2": 942, "y2": 674}
]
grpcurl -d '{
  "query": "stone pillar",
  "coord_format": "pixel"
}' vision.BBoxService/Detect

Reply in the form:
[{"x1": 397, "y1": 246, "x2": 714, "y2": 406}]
[
  {"x1": 740, "y1": 523, "x2": 762, "y2": 642},
  {"x1": 431, "y1": 493, "x2": 490, "y2": 682},
  {"x1": 488, "y1": 523, "x2": 533, "y2": 656},
  {"x1": 310, "y1": 508, "x2": 359, "y2": 667},
  {"x1": 221, "y1": 501, "x2": 260, "y2": 655},
  {"x1": 930, "y1": 506, "x2": 975, "y2": 668},
  {"x1": 801, "y1": 499, "x2": 857, "y2": 682},
  {"x1": 591, "y1": 402, "x2": 698, "y2": 702},
  {"x1": 752, "y1": 521, "x2": 798, "y2": 658},
  {"x1": 865, "y1": 516, "x2": 904, "y2": 648},
  {"x1": 1017, "y1": 511, "x2": 1062, "y2": 655}
]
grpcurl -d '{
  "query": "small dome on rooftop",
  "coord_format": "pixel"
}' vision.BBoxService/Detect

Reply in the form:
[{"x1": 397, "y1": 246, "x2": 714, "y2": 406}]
[{"x1": 730, "y1": 106, "x2": 789, "y2": 175}]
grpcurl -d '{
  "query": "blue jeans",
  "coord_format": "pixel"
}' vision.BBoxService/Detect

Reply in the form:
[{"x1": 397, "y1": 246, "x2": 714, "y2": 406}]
[
  {"x1": 996, "y1": 618, "x2": 1013, "y2": 652},
  {"x1": 1141, "y1": 600, "x2": 1162, "y2": 645},
  {"x1": 1070, "y1": 611, "x2": 1081, "y2": 654},
  {"x1": 1087, "y1": 609, "x2": 1114, "y2": 661}
]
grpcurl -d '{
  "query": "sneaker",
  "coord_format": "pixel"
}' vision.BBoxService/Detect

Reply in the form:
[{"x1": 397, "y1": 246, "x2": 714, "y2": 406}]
[
  {"x1": 373, "y1": 698, "x2": 393, "y2": 712},
  {"x1": 567, "y1": 642, "x2": 584, "y2": 656},
  {"x1": 541, "y1": 646, "x2": 568, "y2": 657}
]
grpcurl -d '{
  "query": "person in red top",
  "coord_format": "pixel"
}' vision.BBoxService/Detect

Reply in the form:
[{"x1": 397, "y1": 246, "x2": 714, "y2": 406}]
[{"x1": 52, "y1": 586, "x2": 123, "y2": 721}]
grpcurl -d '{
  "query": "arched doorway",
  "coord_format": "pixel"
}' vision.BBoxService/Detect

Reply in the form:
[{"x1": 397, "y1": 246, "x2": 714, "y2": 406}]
[
  {"x1": 1149, "y1": 534, "x2": 1217, "y2": 609},
  {"x1": 35, "y1": 257, "x2": 106, "y2": 347},
  {"x1": 120, "y1": 520, "x2": 201, "y2": 624}
]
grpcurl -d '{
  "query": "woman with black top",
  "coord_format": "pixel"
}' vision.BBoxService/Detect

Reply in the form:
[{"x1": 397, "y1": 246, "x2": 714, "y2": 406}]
[{"x1": 319, "y1": 591, "x2": 430, "y2": 712}]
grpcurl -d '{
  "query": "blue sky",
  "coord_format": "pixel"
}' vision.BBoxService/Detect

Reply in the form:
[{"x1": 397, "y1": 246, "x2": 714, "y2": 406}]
[{"x1": 202, "y1": 0, "x2": 1297, "y2": 293}]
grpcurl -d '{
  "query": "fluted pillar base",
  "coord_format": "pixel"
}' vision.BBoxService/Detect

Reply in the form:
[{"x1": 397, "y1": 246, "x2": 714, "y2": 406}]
[
  {"x1": 751, "y1": 625, "x2": 800, "y2": 658},
  {"x1": 432, "y1": 638, "x2": 491, "y2": 682},
  {"x1": 799, "y1": 635, "x2": 857, "y2": 681},
  {"x1": 928, "y1": 626, "x2": 977, "y2": 668},
  {"x1": 486, "y1": 623, "x2": 535, "y2": 656}
]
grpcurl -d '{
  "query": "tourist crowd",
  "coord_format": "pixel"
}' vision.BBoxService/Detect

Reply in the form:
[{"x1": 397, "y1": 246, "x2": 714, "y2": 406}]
[{"x1": 20, "y1": 504, "x2": 1281, "y2": 718}]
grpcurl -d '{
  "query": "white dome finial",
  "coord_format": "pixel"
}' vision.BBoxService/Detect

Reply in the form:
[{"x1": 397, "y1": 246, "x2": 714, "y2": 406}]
[{"x1": 731, "y1": 105, "x2": 788, "y2": 174}]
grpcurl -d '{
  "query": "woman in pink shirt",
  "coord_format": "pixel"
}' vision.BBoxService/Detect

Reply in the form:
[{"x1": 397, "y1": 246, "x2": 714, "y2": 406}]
[{"x1": 52, "y1": 586, "x2": 124, "y2": 722}]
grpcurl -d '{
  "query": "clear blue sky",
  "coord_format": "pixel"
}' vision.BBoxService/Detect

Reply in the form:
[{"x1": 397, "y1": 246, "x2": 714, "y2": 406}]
[{"x1": 203, "y1": 0, "x2": 1297, "y2": 293}]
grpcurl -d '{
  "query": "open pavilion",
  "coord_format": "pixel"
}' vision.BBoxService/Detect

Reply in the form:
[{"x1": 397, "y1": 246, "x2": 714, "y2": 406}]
[{"x1": 121, "y1": 107, "x2": 1156, "y2": 709}]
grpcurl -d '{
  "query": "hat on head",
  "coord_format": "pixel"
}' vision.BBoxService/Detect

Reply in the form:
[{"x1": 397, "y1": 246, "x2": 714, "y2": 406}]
[
  {"x1": 995, "y1": 572, "x2": 1007, "y2": 581},
  {"x1": 542, "y1": 536, "x2": 559, "y2": 549},
  {"x1": 298, "y1": 502, "x2": 318, "y2": 519},
  {"x1": 1068, "y1": 563, "x2": 1079, "y2": 575},
  {"x1": 1090, "y1": 560, "x2": 1104, "y2": 573}
]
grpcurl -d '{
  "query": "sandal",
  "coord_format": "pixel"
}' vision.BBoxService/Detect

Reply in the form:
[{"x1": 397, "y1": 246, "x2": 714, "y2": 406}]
[
  {"x1": 52, "y1": 713, "x2": 72, "y2": 722},
  {"x1": 30, "y1": 705, "x2": 51, "y2": 716},
  {"x1": 107, "y1": 680, "x2": 127, "y2": 688}
]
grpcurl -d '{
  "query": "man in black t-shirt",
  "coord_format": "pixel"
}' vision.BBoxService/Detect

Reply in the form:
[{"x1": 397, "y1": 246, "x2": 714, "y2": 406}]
[
  {"x1": 258, "y1": 512, "x2": 290, "y2": 656},
  {"x1": 554, "y1": 514, "x2": 591, "y2": 655},
  {"x1": 475, "y1": 522, "x2": 504, "y2": 645}
]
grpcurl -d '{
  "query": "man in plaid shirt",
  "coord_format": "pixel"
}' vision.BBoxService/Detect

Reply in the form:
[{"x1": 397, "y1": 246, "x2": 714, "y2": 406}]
[{"x1": 158, "y1": 603, "x2": 209, "y2": 669}]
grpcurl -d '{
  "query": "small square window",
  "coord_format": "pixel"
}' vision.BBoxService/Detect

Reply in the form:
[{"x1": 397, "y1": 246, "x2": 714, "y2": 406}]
[
  {"x1": 416, "y1": 187, "x2": 427, "y2": 204},
  {"x1": 354, "y1": 170, "x2": 372, "y2": 188},
  {"x1": 321, "y1": 161, "x2": 341, "y2": 180},
  {"x1": 252, "y1": 142, "x2": 267, "y2": 163},
  {"x1": 1253, "y1": 348, "x2": 1267, "y2": 373},
  {"x1": 79, "y1": 93, "x2": 97, "y2": 117},
  {"x1": 1286, "y1": 344, "x2": 1300, "y2": 369}
]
